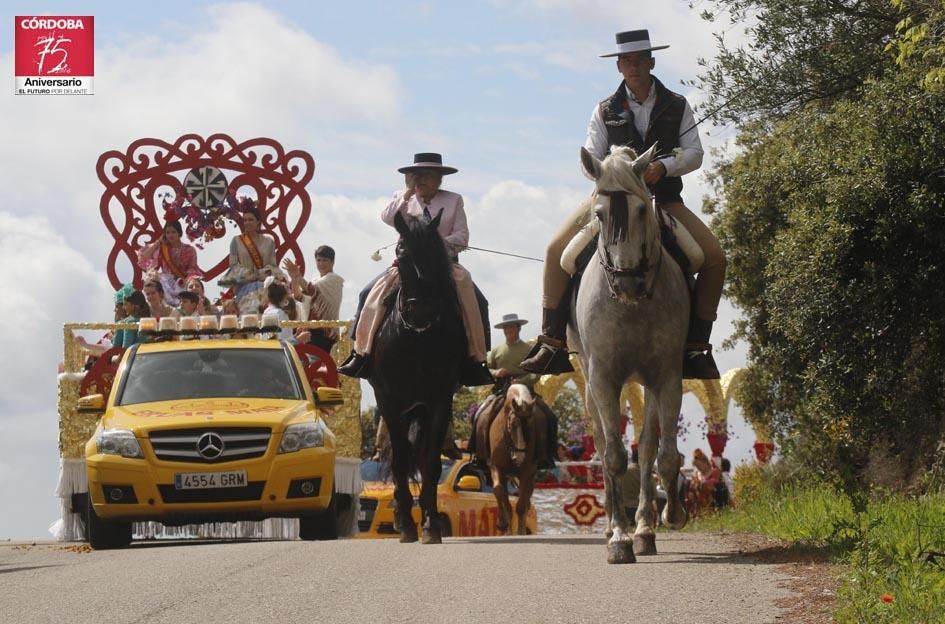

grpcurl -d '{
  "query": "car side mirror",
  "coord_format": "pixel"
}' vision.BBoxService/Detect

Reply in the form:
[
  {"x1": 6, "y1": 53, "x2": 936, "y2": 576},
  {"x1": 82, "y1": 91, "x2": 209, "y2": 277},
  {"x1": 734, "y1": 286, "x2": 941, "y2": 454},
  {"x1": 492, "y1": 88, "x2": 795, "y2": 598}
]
[
  {"x1": 77, "y1": 394, "x2": 106, "y2": 414},
  {"x1": 456, "y1": 475, "x2": 481, "y2": 491},
  {"x1": 314, "y1": 386, "x2": 344, "y2": 407}
]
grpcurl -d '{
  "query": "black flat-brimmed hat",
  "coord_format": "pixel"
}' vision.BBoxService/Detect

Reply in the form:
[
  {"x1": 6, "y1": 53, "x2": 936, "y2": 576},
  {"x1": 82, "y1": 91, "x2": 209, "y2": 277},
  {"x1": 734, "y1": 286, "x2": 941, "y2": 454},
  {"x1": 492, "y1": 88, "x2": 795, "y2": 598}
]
[
  {"x1": 600, "y1": 29, "x2": 670, "y2": 58},
  {"x1": 494, "y1": 313, "x2": 528, "y2": 329},
  {"x1": 398, "y1": 152, "x2": 458, "y2": 175}
]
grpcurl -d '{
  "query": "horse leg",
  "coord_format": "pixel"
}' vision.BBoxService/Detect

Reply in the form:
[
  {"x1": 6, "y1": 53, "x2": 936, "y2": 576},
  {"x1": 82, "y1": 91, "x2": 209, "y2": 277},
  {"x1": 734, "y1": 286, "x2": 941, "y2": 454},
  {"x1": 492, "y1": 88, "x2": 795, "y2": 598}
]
[
  {"x1": 655, "y1": 380, "x2": 687, "y2": 530},
  {"x1": 585, "y1": 364, "x2": 634, "y2": 564},
  {"x1": 420, "y1": 399, "x2": 451, "y2": 544},
  {"x1": 514, "y1": 467, "x2": 535, "y2": 536},
  {"x1": 385, "y1": 415, "x2": 417, "y2": 543},
  {"x1": 581, "y1": 383, "x2": 614, "y2": 537},
  {"x1": 491, "y1": 467, "x2": 512, "y2": 535},
  {"x1": 633, "y1": 388, "x2": 660, "y2": 555}
]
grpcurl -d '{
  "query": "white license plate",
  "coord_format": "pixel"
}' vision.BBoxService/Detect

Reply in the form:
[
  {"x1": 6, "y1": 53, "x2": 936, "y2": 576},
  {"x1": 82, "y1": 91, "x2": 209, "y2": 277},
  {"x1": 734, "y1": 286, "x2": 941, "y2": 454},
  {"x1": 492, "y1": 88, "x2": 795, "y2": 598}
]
[{"x1": 175, "y1": 470, "x2": 247, "y2": 490}]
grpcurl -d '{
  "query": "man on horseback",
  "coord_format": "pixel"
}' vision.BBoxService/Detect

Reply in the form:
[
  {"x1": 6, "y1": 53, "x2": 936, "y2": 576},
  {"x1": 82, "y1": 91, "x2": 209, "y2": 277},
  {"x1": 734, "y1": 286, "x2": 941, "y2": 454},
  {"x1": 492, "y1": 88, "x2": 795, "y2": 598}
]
[
  {"x1": 469, "y1": 313, "x2": 557, "y2": 468},
  {"x1": 338, "y1": 153, "x2": 494, "y2": 386},
  {"x1": 521, "y1": 29, "x2": 725, "y2": 380}
]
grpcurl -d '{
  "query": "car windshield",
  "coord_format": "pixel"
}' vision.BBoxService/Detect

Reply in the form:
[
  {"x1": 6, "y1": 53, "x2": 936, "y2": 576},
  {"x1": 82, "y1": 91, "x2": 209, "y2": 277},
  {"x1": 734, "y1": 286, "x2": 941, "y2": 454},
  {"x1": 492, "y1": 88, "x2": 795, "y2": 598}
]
[
  {"x1": 117, "y1": 348, "x2": 303, "y2": 405},
  {"x1": 359, "y1": 459, "x2": 455, "y2": 484}
]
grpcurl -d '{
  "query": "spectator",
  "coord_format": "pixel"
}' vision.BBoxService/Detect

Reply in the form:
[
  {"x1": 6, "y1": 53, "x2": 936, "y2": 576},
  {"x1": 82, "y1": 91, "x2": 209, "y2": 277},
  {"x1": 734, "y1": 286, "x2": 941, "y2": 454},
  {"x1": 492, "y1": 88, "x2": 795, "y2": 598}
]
[
  {"x1": 263, "y1": 281, "x2": 295, "y2": 343},
  {"x1": 143, "y1": 279, "x2": 179, "y2": 319},
  {"x1": 720, "y1": 457, "x2": 735, "y2": 507},
  {"x1": 76, "y1": 290, "x2": 149, "y2": 354},
  {"x1": 283, "y1": 244, "x2": 344, "y2": 353},
  {"x1": 185, "y1": 277, "x2": 216, "y2": 316}
]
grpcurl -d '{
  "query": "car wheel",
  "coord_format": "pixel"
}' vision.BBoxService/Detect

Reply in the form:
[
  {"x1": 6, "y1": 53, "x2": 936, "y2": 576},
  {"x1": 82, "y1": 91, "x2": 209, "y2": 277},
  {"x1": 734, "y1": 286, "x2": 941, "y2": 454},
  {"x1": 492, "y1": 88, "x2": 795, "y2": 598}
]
[
  {"x1": 438, "y1": 513, "x2": 452, "y2": 538},
  {"x1": 299, "y1": 488, "x2": 338, "y2": 541},
  {"x1": 85, "y1": 495, "x2": 132, "y2": 550}
]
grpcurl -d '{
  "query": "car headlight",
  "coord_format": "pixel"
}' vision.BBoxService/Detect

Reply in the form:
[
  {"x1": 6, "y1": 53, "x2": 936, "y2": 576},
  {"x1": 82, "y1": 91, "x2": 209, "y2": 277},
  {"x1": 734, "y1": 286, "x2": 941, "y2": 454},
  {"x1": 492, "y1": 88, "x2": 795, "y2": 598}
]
[
  {"x1": 96, "y1": 429, "x2": 143, "y2": 459},
  {"x1": 279, "y1": 420, "x2": 328, "y2": 453}
]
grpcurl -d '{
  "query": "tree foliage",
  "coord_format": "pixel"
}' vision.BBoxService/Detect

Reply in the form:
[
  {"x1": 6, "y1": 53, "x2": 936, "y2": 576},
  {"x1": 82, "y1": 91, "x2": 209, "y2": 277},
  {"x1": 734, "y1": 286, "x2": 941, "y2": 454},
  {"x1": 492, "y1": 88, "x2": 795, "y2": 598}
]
[{"x1": 698, "y1": 0, "x2": 945, "y2": 495}]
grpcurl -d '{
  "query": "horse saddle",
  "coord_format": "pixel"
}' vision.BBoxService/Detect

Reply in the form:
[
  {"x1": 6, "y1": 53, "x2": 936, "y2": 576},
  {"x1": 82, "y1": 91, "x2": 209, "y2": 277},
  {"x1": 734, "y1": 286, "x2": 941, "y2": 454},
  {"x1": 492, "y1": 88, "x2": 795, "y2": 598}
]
[{"x1": 560, "y1": 208, "x2": 704, "y2": 277}]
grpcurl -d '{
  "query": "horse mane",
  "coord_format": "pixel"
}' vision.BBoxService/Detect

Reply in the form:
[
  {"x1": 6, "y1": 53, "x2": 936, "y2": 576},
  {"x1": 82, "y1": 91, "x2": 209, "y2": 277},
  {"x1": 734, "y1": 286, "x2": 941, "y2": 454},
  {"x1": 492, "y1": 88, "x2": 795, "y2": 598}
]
[
  {"x1": 398, "y1": 215, "x2": 458, "y2": 303},
  {"x1": 595, "y1": 146, "x2": 661, "y2": 252}
]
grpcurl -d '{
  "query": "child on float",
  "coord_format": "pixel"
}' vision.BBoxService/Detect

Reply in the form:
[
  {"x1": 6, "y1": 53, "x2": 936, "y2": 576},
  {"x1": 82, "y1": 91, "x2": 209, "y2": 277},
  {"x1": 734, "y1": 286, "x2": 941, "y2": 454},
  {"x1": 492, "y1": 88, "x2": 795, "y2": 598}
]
[{"x1": 262, "y1": 281, "x2": 296, "y2": 344}]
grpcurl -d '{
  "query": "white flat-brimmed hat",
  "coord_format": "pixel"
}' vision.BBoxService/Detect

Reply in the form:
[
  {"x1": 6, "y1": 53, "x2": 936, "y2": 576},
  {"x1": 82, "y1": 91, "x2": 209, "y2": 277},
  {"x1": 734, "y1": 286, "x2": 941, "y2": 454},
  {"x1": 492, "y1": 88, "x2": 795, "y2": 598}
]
[
  {"x1": 600, "y1": 29, "x2": 670, "y2": 58},
  {"x1": 494, "y1": 313, "x2": 528, "y2": 329},
  {"x1": 398, "y1": 152, "x2": 458, "y2": 175}
]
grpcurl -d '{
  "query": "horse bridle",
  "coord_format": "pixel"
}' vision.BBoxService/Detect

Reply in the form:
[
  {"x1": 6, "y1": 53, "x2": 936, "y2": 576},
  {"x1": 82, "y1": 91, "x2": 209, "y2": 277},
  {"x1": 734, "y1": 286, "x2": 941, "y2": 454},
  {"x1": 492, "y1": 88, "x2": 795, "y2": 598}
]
[
  {"x1": 595, "y1": 189, "x2": 663, "y2": 300},
  {"x1": 397, "y1": 290, "x2": 438, "y2": 333}
]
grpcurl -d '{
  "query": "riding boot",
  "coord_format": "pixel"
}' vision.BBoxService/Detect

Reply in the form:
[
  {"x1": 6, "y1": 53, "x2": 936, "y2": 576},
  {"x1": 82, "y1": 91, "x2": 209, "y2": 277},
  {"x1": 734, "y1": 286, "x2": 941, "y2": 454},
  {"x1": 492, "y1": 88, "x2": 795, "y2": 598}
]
[
  {"x1": 338, "y1": 351, "x2": 371, "y2": 378},
  {"x1": 520, "y1": 307, "x2": 575, "y2": 374},
  {"x1": 459, "y1": 359, "x2": 495, "y2": 387},
  {"x1": 682, "y1": 317, "x2": 721, "y2": 380}
]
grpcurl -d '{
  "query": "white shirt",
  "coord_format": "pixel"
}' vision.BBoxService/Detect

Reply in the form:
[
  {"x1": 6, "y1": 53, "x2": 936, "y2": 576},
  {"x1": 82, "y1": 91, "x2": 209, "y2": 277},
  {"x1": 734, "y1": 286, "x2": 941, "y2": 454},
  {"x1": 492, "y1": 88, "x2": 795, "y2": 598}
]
[{"x1": 584, "y1": 81, "x2": 704, "y2": 178}]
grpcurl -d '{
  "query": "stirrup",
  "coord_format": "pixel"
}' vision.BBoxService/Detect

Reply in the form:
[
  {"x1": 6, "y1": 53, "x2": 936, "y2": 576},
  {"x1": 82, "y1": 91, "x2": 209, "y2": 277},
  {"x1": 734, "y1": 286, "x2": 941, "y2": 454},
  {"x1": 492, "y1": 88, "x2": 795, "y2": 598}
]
[{"x1": 521, "y1": 337, "x2": 574, "y2": 374}]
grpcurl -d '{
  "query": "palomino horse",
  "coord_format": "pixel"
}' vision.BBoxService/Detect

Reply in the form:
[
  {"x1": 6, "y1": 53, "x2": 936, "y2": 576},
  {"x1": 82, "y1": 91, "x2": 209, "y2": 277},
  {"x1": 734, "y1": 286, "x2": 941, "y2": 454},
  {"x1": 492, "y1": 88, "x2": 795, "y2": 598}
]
[
  {"x1": 368, "y1": 211, "x2": 467, "y2": 544},
  {"x1": 570, "y1": 145, "x2": 689, "y2": 564},
  {"x1": 487, "y1": 383, "x2": 539, "y2": 535}
]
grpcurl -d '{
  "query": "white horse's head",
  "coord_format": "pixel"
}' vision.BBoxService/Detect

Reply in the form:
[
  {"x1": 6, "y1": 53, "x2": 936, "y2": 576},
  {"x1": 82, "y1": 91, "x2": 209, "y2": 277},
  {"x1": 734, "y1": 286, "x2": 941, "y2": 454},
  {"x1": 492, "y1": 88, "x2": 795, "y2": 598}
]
[{"x1": 581, "y1": 145, "x2": 662, "y2": 302}]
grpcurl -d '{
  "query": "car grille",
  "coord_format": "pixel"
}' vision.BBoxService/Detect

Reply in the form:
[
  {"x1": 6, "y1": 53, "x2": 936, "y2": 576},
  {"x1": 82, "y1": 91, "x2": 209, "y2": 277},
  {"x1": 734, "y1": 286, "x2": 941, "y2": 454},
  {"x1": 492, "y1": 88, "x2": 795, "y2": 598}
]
[
  {"x1": 358, "y1": 497, "x2": 378, "y2": 532},
  {"x1": 149, "y1": 427, "x2": 271, "y2": 463},
  {"x1": 158, "y1": 481, "x2": 266, "y2": 503}
]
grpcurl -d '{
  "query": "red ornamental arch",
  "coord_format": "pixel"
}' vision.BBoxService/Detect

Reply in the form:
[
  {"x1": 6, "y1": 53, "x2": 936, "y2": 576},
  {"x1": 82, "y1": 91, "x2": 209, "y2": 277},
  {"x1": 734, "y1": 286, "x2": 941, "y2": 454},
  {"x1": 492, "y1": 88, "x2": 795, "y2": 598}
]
[{"x1": 96, "y1": 134, "x2": 315, "y2": 289}]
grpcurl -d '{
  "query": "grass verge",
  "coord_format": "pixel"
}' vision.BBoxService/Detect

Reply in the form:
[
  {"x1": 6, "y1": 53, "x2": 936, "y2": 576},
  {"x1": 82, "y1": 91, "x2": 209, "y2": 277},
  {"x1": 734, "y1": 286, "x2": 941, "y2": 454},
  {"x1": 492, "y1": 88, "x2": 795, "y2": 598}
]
[{"x1": 690, "y1": 465, "x2": 945, "y2": 623}]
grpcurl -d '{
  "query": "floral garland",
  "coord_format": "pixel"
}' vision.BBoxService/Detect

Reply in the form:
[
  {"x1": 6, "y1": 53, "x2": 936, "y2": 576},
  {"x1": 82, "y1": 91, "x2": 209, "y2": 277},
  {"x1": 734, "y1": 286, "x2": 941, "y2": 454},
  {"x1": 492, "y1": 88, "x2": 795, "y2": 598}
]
[{"x1": 161, "y1": 192, "x2": 255, "y2": 249}]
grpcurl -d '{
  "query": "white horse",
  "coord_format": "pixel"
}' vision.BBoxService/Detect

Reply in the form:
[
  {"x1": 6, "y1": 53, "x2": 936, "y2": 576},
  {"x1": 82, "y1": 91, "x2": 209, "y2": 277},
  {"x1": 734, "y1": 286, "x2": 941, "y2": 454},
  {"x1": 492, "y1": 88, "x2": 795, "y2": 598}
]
[{"x1": 570, "y1": 145, "x2": 689, "y2": 564}]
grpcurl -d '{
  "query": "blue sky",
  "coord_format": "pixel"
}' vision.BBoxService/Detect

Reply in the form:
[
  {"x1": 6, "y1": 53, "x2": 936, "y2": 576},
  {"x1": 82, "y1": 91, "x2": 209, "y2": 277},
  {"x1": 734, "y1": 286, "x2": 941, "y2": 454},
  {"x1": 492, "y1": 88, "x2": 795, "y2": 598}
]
[{"x1": 0, "y1": 1, "x2": 754, "y2": 538}]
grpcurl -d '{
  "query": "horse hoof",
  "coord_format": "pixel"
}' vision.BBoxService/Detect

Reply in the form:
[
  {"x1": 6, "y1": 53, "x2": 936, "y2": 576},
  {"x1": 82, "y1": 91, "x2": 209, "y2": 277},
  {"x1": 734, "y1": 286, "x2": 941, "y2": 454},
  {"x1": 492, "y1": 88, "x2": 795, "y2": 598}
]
[
  {"x1": 606, "y1": 541, "x2": 636, "y2": 564},
  {"x1": 633, "y1": 533, "x2": 657, "y2": 556},
  {"x1": 399, "y1": 525, "x2": 418, "y2": 543},
  {"x1": 421, "y1": 529, "x2": 442, "y2": 545}
]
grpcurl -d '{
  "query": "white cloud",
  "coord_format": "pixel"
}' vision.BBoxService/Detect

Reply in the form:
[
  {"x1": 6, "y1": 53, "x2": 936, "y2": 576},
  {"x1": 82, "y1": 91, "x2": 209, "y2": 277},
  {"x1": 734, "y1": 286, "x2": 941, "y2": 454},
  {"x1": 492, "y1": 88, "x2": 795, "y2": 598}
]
[
  {"x1": 529, "y1": 0, "x2": 751, "y2": 76},
  {"x1": 0, "y1": 212, "x2": 112, "y2": 437}
]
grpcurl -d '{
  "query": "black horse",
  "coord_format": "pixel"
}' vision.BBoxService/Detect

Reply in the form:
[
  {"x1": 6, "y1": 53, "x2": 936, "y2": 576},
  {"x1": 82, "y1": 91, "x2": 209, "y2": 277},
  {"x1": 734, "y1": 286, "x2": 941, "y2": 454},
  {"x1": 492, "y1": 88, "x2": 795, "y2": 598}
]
[{"x1": 369, "y1": 211, "x2": 467, "y2": 544}]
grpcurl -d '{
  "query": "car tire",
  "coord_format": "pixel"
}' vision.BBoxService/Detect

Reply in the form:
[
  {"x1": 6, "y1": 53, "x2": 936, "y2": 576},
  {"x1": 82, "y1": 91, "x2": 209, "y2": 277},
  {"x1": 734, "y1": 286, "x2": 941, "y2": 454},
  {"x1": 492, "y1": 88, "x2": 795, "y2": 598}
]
[
  {"x1": 85, "y1": 495, "x2": 132, "y2": 550},
  {"x1": 438, "y1": 513, "x2": 452, "y2": 538},
  {"x1": 299, "y1": 488, "x2": 338, "y2": 541}
]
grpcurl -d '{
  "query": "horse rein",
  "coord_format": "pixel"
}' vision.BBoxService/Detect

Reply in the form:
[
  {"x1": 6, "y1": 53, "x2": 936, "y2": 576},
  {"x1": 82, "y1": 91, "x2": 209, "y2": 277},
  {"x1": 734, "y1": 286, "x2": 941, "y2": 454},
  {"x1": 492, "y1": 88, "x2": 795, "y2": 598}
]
[
  {"x1": 595, "y1": 189, "x2": 663, "y2": 300},
  {"x1": 396, "y1": 289, "x2": 438, "y2": 333}
]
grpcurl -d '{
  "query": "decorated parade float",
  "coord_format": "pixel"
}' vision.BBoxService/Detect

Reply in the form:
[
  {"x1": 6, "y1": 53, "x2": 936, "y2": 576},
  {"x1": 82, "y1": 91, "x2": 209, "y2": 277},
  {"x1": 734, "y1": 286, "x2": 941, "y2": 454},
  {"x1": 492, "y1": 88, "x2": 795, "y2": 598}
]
[{"x1": 52, "y1": 134, "x2": 364, "y2": 542}]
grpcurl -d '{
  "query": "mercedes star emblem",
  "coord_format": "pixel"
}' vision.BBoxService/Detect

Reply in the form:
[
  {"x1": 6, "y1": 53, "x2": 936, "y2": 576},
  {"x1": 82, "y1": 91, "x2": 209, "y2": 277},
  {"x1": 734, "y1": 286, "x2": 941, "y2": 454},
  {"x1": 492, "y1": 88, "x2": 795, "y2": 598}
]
[{"x1": 196, "y1": 432, "x2": 225, "y2": 460}]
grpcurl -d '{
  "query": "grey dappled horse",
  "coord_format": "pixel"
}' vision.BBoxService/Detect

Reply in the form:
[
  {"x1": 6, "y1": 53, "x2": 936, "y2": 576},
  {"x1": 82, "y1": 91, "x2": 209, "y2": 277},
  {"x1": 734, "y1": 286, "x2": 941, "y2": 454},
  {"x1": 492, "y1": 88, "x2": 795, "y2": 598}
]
[{"x1": 570, "y1": 145, "x2": 689, "y2": 564}]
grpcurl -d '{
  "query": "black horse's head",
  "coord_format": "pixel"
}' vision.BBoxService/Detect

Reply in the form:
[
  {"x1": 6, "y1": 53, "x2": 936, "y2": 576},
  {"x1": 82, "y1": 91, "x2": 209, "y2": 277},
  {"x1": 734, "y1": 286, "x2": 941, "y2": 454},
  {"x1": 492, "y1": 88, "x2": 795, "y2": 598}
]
[{"x1": 392, "y1": 211, "x2": 458, "y2": 332}]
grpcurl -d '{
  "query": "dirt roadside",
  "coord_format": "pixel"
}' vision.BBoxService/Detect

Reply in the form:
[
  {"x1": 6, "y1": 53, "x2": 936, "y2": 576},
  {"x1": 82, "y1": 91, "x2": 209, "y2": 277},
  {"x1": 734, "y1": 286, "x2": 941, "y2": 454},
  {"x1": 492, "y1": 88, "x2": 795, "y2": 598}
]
[{"x1": 723, "y1": 531, "x2": 842, "y2": 623}]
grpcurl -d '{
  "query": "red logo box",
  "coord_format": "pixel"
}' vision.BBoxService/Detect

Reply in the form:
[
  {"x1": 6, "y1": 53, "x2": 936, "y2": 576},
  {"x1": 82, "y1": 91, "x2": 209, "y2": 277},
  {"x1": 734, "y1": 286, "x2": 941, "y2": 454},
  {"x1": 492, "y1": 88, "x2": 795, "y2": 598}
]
[{"x1": 15, "y1": 16, "x2": 94, "y2": 95}]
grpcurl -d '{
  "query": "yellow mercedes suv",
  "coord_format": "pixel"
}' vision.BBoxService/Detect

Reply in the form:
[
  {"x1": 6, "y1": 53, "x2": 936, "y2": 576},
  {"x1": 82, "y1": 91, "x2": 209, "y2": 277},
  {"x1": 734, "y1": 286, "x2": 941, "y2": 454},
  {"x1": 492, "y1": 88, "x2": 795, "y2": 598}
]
[{"x1": 79, "y1": 339, "x2": 342, "y2": 549}]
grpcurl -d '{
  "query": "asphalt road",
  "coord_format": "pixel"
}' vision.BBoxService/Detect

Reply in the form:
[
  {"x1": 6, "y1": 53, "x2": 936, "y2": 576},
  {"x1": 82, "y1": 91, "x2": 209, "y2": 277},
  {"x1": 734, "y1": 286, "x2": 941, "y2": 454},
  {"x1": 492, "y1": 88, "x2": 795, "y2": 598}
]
[{"x1": 0, "y1": 532, "x2": 791, "y2": 624}]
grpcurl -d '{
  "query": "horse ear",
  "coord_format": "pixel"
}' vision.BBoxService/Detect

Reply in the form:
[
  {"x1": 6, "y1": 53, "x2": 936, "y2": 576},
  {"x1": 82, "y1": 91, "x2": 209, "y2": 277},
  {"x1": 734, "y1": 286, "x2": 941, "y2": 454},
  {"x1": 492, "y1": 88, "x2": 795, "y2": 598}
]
[
  {"x1": 580, "y1": 147, "x2": 602, "y2": 180},
  {"x1": 429, "y1": 208, "x2": 444, "y2": 230},
  {"x1": 394, "y1": 211, "x2": 410, "y2": 236},
  {"x1": 632, "y1": 143, "x2": 659, "y2": 177}
]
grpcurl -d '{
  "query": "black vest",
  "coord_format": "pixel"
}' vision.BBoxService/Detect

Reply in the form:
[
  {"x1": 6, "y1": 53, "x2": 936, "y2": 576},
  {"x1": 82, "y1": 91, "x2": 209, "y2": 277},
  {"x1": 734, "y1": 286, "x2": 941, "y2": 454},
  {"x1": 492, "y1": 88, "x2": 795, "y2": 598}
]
[{"x1": 598, "y1": 76, "x2": 687, "y2": 203}]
